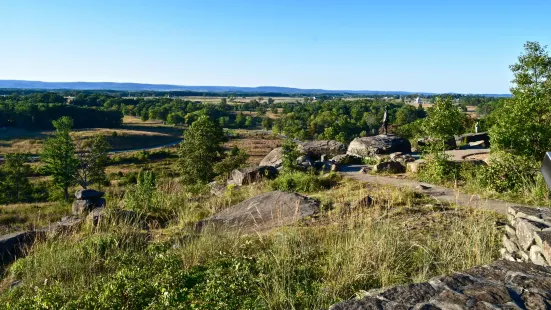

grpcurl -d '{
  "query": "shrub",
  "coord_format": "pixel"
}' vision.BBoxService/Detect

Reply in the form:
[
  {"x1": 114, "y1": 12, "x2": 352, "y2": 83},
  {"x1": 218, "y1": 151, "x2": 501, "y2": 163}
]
[
  {"x1": 271, "y1": 171, "x2": 340, "y2": 193},
  {"x1": 419, "y1": 152, "x2": 460, "y2": 185},
  {"x1": 475, "y1": 152, "x2": 539, "y2": 193}
]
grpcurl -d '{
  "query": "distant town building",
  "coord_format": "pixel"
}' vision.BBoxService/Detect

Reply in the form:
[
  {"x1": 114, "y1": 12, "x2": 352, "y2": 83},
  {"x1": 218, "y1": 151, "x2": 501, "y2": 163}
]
[{"x1": 415, "y1": 97, "x2": 424, "y2": 104}]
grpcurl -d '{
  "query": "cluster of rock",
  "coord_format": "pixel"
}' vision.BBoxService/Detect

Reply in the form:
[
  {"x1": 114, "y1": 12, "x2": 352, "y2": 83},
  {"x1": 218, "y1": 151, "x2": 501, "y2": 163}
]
[
  {"x1": 501, "y1": 206, "x2": 551, "y2": 266},
  {"x1": 1, "y1": 189, "x2": 108, "y2": 270},
  {"x1": 72, "y1": 189, "x2": 106, "y2": 215},
  {"x1": 197, "y1": 191, "x2": 319, "y2": 232},
  {"x1": 330, "y1": 260, "x2": 551, "y2": 309}
]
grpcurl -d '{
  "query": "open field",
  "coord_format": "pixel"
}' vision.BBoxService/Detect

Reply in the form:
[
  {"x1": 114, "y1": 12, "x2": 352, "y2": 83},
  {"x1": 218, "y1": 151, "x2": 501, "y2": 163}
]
[
  {"x1": 224, "y1": 129, "x2": 282, "y2": 164},
  {"x1": 0, "y1": 116, "x2": 183, "y2": 155}
]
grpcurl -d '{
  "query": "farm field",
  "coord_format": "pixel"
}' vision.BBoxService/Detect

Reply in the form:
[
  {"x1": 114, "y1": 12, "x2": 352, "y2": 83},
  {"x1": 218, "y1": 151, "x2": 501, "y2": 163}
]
[{"x1": 0, "y1": 116, "x2": 184, "y2": 155}]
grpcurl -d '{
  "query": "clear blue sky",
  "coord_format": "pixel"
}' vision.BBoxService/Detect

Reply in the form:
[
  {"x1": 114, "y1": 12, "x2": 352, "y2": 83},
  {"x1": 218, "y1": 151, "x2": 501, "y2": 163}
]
[{"x1": 1, "y1": 0, "x2": 550, "y2": 94}]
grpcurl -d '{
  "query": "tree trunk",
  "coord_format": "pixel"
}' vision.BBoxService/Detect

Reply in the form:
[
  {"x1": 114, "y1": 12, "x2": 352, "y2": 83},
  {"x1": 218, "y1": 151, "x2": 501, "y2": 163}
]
[{"x1": 64, "y1": 187, "x2": 69, "y2": 201}]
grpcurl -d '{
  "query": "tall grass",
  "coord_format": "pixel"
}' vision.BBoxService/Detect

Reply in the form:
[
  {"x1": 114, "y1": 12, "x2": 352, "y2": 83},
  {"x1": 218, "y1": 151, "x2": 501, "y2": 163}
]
[{"x1": 0, "y1": 178, "x2": 501, "y2": 309}]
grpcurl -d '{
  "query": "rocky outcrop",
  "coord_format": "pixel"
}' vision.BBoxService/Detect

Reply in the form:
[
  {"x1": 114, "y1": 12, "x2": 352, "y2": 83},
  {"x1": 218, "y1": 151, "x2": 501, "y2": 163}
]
[
  {"x1": 230, "y1": 166, "x2": 278, "y2": 186},
  {"x1": 0, "y1": 231, "x2": 41, "y2": 267},
  {"x1": 259, "y1": 147, "x2": 284, "y2": 169},
  {"x1": 347, "y1": 135, "x2": 411, "y2": 158},
  {"x1": 197, "y1": 191, "x2": 319, "y2": 232},
  {"x1": 501, "y1": 206, "x2": 551, "y2": 266},
  {"x1": 298, "y1": 140, "x2": 347, "y2": 159},
  {"x1": 330, "y1": 260, "x2": 551, "y2": 310},
  {"x1": 72, "y1": 189, "x2": 105, "y2": 215}
]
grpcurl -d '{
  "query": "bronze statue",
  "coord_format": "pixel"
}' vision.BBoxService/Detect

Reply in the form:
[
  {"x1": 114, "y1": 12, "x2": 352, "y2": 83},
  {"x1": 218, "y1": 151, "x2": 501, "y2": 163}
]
[{"x1": 382, "y1": 106, "x2": 389, "y2": 135}]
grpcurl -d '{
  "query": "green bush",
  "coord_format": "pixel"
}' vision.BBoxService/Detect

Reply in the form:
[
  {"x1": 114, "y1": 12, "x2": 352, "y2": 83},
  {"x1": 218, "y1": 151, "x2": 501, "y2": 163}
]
[
  {"x1": 475, "y1": 152, "x2": 539, "y2": 193},
  {"x1": 419, "y1": 152, "x2": 460, "y2": 185},
  {"x1": 271, "y1": 171, "x2": 340, "y2": 193}
]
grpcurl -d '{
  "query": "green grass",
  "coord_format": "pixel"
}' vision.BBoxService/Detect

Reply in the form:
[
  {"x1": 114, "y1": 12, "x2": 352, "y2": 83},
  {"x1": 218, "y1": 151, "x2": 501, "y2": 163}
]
[{"x1": 0, "y1": 177, "x2": 502, "y2": 309}]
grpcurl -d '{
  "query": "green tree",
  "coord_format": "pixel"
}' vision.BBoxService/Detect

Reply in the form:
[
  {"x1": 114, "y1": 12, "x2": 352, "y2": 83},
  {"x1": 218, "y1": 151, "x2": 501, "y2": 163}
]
[
  {"x1": 491, "y1": 42, "x2": 551, "y2": 161},
  {"x1": 509, "y1": 41, "x2": 551, "y2": 97},
  {"x1": 177, "y1": 116, "x2": 226, "y2": 184},
  {"x1": 76, "y1": 135, "x2": 109, "y2": 189},
  {"x1": 395, "y1": 105, "x2": 419, "y2": 126},
  {"x1": 41, "y1": 117, "x2": 79, "y2": 201},
  {"x1": 281, "y1": 138, "x2": 301, "y2": 172},
  {"x1": 166, "y1": 112, "x2": 184, "y2": 125},
  {"x1": 0, "y1": 153, "x2": 33, "y2": 203},
  {"x1": 262, "y1": 117, "x2": 273, "y2": 130},
  {"x1": 267, "y1": 98, "x2": 275, "y2": 105},
  {"x1": 422, "y1": 97, "x2": 465, "y2": 144}
]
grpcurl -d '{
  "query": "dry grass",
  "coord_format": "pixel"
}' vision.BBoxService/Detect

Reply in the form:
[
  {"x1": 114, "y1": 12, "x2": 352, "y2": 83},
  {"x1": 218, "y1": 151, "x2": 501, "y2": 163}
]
[
  {"x1": 224, "y1": 130, "x2": 282, "y2": 164},
  {"x1": 0, "y1": 202, "x2": 70, "y2": 235}
]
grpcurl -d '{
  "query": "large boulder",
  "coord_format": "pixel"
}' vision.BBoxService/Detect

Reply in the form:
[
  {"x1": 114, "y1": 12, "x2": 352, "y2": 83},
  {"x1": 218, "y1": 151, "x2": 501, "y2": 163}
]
[
  {"x1": 455, "y1": 132, "x2": 490, "y2": 147},
  {"x1": 72, "y1": 198, "x2": 106, "y2": 215},
  {"x1": 259, "y1": 147, "x2": 284, "y2": 168},
  {"x1": 197, "y1": 191, "x2": 319, "y2": 232},
  {"x1": 347, "y1": 135, "x2": 411, "y2": 157},
  {"x1": 0, "y1": 231, "x2": 41, "y2": 267},
  {"x1": 298, "y1": 140, "x2": 347, "y2": 159},
  {"x1": 330, "y1": 154, "x2": 363, "y2": 165},
  {"x1": 230, "y1": 166, "x2": 278, "y2": 186},
  {"x1": 75, "y1": 189, "x2": 104, "y2": 200}
]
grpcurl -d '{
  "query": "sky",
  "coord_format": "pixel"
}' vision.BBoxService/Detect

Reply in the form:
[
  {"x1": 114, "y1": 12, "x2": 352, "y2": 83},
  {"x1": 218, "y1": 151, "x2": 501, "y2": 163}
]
[{"x1": 1, "y1": 0, "x2": 550, "y2": 94}]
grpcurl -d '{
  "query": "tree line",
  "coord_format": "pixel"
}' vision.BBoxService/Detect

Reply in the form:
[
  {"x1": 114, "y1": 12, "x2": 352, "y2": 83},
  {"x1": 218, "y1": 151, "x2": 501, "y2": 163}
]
[{"x1": 0, "y1": 94, "x2": 123, "y2": 130}]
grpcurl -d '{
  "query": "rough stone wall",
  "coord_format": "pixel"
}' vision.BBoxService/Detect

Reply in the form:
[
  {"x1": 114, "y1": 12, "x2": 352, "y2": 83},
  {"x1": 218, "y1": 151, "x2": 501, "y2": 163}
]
[
  {"x1": 330, "y1": 260, "x2": 551, "y2": 309},
  {"x1": 501, "y1": 206, "x2": 551, "y2": 266}
]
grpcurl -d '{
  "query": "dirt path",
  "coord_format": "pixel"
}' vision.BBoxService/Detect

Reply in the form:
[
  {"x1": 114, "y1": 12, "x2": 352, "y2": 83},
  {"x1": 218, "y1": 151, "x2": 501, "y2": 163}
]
[{"x1": 340, "y1": 165, "x2": 528, "y2": 215}]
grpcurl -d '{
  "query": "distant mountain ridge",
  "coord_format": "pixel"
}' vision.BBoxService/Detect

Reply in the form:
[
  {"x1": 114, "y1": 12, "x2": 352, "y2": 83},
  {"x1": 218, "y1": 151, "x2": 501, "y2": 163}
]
[{"x1": 0, "y1": 80, "x2": 511, "y2": 97}]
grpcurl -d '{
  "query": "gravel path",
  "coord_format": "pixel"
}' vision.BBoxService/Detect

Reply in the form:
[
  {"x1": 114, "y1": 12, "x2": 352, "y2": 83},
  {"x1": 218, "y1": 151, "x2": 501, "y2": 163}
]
[{"x1": 340, "y1": 165, "x2": 531, "y2": 215}]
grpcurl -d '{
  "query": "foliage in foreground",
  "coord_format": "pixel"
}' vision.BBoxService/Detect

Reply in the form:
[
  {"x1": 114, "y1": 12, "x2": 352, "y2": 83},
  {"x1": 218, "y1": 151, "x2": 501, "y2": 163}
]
[{"x1": 0, "y1": 180, "x2": 501, "y2": 309}]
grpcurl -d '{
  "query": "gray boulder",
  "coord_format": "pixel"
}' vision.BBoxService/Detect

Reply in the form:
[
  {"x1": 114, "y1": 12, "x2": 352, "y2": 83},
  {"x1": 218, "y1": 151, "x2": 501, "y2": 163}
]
[
  {"x1": 230, "y1": 166, "x2": 278, "y2": 186},
  {"x1": 347, "y1": 135, "x2": 411, "y2": 157},
  {"x1": 259, "y1": 147, "x2": 284, "y2": 168},
  {"x1": 72, "y1": 198, "x2": 106, "y2": 215},
  {"x1": 75, "y1": 189, "x2": 104, "y2": 200},
  {"x1": 330, "y1": 154, "x2": 363, "y2": 165},
  {"x1": 197, "y1": 191, "x2": 319, "y2": 232},
  {"x1": 374, "y1": 161, "x2": 406, "y2": 174},
  {"x1": 298, "y1": 140, "x2": 347, "y2": 159}
]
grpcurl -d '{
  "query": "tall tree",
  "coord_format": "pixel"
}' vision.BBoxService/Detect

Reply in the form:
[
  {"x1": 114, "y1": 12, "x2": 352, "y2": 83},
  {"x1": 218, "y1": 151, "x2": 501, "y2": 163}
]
[
  {"x1": 177, "y1": 116, "x2": 226, "y2": 184},
  {"x1": 41, "y1": 117, "x2": 79, "y2": 201},
  {"x1": 0, "y1": 153, "x2": 33, "y2": 203},
  {"x1": 75, "y1": 135, "x2": 109, "y2": 189},
  {"x1": 491, "y1": 42, "x2": 551, "y2": 160},
  {"x1": 509, "y1": 41, "x2": 551, "y2": 97},
  {"x1": 422, "y1": 97, "x2": 465, "y2": 143}
]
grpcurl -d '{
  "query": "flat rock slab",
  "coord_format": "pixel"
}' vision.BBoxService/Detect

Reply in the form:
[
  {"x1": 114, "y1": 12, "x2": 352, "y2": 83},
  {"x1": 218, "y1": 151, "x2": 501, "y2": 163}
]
[
  {"x1": 330, "y1": 260, "x2": 551, "y2": 309},
  {"x1": 198, "y1": 191, "x2": 319, "y2": 232}
]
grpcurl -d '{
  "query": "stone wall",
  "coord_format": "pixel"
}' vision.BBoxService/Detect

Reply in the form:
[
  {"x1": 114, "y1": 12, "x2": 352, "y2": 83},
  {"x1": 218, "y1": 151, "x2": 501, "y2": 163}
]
[
  {"x1": 331, "y1": 260, "x2": 551, "y2": 309},
  {"x1": 501, "y1": 206, "x2": 551, "y2": 266}
]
